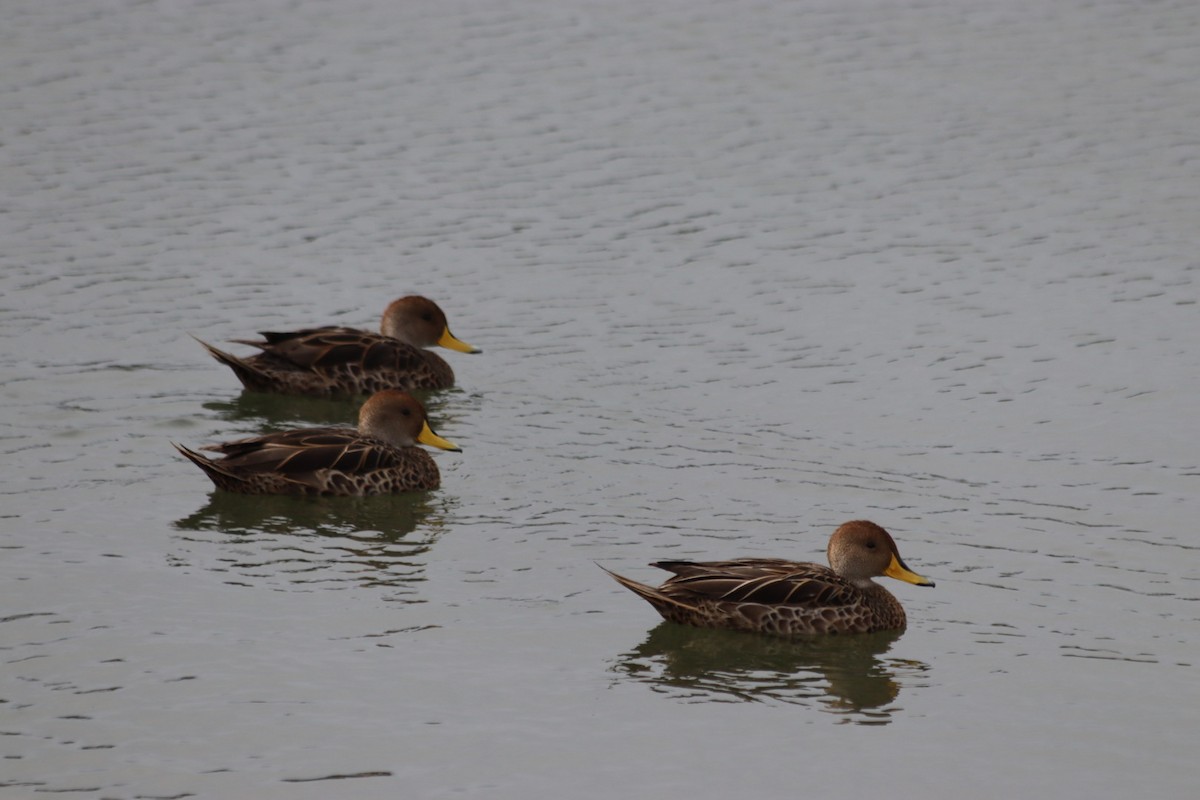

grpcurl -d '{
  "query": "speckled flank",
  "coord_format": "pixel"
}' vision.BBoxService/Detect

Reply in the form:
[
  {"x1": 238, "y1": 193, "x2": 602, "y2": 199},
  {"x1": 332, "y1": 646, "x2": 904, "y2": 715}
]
[
  {"x1": 610, "y1": 571, "x2": 908, "y2": 635},
  {"x1": 199, "y1": 338, "x2": 455, "y2": 398},
  {"x1": 174, "y1": 442, "x2": 441, "y2": 496},
  {"x1": 668, "y1": 588, "x2": 905, "y2": 635}
]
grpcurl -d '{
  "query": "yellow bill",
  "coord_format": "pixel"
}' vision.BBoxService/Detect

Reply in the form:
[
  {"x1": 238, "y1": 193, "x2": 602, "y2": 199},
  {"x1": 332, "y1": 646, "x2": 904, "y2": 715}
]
[
  {"x1": 418, "y1": 421, "x2": 461, "y2": 452},
  {"x1": 884, "y1": 553, "x2": 935, "y2": 587},
  {"x1": 438, "y1": 327, "x2": 481, "y2": 353}
]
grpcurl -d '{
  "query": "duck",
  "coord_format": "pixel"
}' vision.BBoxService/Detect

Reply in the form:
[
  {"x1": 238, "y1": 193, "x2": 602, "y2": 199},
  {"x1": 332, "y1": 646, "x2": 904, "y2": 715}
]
[
  {"x1": 602, "y1": 520, "x2": 935, "y2": 635},
  {"x1": 173, "y1": 389, "x2": 461, "y2": 495},
  {"x1": 195, "y1": 295, "x2": 480, "y2": 397}
]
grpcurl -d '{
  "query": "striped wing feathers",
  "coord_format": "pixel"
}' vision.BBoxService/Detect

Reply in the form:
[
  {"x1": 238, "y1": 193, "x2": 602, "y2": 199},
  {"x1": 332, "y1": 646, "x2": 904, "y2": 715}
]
[
  {"x1": 202, "y1": 428, "x2": 400, "y2": 474},
  {"x1": 237, "y1": 327, "x2": 428, "y2": 372},
  {"x1": 652, "y1": 559, "x2": 859, "y2": 608}
]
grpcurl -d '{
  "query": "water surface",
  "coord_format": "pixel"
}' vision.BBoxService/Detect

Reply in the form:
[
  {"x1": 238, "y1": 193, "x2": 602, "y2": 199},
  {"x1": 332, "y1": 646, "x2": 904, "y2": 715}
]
[{"x1": 2, "y1": 0, "x2": 1198, "y2": 797}]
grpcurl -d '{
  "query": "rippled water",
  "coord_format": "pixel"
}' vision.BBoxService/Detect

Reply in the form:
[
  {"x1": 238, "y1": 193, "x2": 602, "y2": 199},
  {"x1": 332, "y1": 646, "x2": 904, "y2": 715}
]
[{"x1": 3, "y1": 0, "x2": 1199, "y2": 797}]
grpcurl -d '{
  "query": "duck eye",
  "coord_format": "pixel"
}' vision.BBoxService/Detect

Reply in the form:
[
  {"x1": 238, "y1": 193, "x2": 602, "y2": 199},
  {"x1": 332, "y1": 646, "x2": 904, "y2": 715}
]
[
  {"x1": 421, "y1": 313, "x2": 433, "y2": 321},
  {"x1": 866, "y1": 541, "x2": 877, "y2": 549}
]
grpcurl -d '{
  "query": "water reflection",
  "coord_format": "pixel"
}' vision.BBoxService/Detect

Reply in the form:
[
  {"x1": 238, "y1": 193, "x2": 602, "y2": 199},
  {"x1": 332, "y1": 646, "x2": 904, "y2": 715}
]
[
  {"x1": 201, "y1": 386, "x2": 470, "y2": 428},
  {"x1": 172, "y1": 491, "x2": 451, "y2": 596},
  {"x1": 611, "y1": 624, "x2": 929, "y2": 724},
  {"x1": 202, "y1": 393, "x2": 359, "y2": 427}
]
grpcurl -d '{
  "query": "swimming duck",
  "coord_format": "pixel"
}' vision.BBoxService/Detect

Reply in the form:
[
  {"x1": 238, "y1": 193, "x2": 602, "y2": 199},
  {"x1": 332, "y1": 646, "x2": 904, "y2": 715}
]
[
  {"x1": 196, "y1": 295, "x2": 480, "y2": 397},
  {"x1": 173, "y1": 389, "x2": 461, "y2": 495},
  {"x1": 603, "y1": 520, "x2": 935, "y2": 635}
]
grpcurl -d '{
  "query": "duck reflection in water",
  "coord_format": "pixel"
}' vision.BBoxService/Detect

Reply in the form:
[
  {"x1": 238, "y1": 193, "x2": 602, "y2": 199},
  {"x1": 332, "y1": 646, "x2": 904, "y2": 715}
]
[
  {"x1": 611, "y1": 623, "x2": 929, "y2": 723},
  {"x1": 201, "y1": 391, "x2": 360, "y2": 427},
  {"x1": 172, "y1": 491, "x2": 451, "y2": 595}
]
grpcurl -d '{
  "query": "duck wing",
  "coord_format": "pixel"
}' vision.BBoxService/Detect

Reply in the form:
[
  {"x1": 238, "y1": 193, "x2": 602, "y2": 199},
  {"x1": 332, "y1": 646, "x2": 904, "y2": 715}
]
[
  {"x1": 651, "y1": 558, "x2": 859, "y2": 607},
  {"x1": 202, "y1": 427, "x2": 403, "y2": 474},
  {"x1": 237, "y1": 327, "x2": 428, "y2": 371}
]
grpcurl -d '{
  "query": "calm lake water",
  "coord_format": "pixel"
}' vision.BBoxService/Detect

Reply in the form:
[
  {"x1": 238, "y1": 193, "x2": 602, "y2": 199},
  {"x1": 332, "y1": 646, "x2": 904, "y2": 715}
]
[{"x1": 3, "y1": 0, "x2": 1198, "y2": 797}]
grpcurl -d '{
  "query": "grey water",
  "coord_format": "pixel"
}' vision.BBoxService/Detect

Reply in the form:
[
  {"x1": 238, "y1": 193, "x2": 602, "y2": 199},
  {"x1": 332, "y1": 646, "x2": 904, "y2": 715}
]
[{"x1": 2, "y1": 0, "x2": 1198, "y2": 797}]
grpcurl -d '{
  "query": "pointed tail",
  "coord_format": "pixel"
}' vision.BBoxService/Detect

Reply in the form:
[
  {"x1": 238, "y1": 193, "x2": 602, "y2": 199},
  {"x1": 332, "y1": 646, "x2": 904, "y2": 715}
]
[
  {"x1": 191, "y1": 335, "x2": 270, "y2": 391},
  {"x1": 597, "y1": 564, "x2": 701, "y2": 614},
  {"x1": 172, "y1": 442, "x2": 238, "y2": 488}
]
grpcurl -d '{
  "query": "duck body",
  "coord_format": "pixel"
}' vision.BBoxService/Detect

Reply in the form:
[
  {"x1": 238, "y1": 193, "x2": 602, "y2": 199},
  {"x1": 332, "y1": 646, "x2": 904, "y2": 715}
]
[
  {"x1": 605, "y1": 520, "x2": 935, "y2": 636},
  {"x1": 173, "y1": 389, "x2": 460, "y2": 496},
  {"x1": 197, "y1": 296, "x2": 479, "y2": 398}
]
